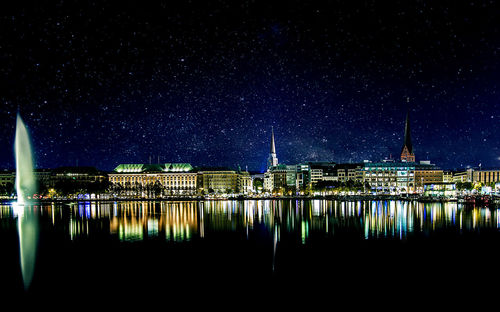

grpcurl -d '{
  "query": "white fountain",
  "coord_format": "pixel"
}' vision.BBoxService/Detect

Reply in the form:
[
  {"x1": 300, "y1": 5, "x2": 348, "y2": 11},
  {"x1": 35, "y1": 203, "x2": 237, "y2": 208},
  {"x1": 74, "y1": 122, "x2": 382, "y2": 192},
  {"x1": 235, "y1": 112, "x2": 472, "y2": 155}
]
[
  {"x1": 13, "y1": 113, "x2": 38, "y2": 290},
  {"x1": 15, "y1": 114, "x2": 36, "y2": 204}
]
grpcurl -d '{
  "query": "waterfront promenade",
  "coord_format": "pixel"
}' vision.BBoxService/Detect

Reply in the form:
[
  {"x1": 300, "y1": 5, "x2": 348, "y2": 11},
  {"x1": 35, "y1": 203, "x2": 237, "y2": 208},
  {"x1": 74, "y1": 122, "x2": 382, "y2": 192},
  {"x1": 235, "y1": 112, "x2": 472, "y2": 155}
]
[{"x1": 2, "y1": 194, "x2": 499, "y2": 206}]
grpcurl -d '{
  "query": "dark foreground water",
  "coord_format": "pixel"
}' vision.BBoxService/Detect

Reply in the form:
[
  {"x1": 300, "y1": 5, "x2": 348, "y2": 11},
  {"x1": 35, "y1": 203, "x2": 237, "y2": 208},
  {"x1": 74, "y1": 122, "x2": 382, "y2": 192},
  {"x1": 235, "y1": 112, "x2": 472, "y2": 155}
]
[{"x1": 1, "y1": 200, "x2": 499, "y2": 305}]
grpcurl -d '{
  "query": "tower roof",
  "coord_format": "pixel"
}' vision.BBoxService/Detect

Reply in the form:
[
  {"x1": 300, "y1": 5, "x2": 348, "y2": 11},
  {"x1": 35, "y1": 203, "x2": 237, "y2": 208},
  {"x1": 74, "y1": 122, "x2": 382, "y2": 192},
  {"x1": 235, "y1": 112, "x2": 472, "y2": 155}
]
[
  {"x1": 402, "y1": 110, "x2": 413, "y2": 154},
  {"x1": 270, "y1": 127, "x2": 276, "y2": 154}
]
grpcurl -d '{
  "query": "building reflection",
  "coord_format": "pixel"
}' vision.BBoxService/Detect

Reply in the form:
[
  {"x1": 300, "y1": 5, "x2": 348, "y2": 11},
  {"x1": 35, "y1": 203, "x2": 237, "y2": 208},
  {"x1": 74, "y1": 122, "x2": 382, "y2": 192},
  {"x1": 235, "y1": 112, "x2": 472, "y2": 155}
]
[
  {"x1": 1, "y1": 200, "x2": 499, "y2": 243},
  {"x1": 70, "y1": 201, "x2": 200, "y2": 242}
]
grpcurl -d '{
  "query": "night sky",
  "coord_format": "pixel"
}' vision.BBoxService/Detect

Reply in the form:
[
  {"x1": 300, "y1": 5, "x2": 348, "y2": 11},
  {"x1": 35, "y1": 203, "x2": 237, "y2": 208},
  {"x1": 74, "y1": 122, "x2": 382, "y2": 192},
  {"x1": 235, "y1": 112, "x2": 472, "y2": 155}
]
[{"x1": 1, "y1": 1, "x2": 499, "y2": 172}]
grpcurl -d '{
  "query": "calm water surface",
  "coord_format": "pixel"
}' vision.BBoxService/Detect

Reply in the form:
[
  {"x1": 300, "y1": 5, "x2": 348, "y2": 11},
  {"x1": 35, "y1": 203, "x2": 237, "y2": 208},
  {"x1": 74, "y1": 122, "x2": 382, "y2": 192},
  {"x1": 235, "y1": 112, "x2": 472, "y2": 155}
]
[{"x1": 1, "y1": 200, "x2": 499, "y2": 302}]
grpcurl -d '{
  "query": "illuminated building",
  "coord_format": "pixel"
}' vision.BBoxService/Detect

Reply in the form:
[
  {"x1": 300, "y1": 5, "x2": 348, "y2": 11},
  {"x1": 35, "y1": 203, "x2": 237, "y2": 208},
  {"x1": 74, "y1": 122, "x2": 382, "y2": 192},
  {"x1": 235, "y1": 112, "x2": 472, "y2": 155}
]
[
  {"x1": 423, "y1": 183, "x2": 457, "y2": 197},
  {"x1": 6, "y1": 167, "x2": 107, "y2": 198},
  {"x1": 109, "y1": 163, "x2": 197, "y2": 197},
  {"x1": 0, "y1": 170, "x2": 15, "y2": 198},
  {"x1": 295, "y1": 164, "x2": 310, "y2": 189},
  {"x1": 196, "y1": 168, "x2": 238, "y2": 194},
  {"x1": 362, "y1": 162, "x2": 415, "y2": 193},
  {"x1": 310, "y1": 167, "x2": 323, "y2": 184},
  {"x1": 52, "y1": 166, "x2": 107, "y2": 185},
  {"x1": 470, "y1": 168, "x2": 500, "y2": 185},
  {"x1": 400, "y1": 111, "x2": 415, "y2": 162},
  {"x1": 307, "y1": 162, "x2": 336, "y2": 183},
  {"x1": 443, "y1": 171, "x2": 453, "y2": 183},
  {"x1": 414, "y1": 161, "x2": 444, "y2": 192},
  {"x1": 263, "y1": 171, "x2": 272, "y2": 191},
  {"x1": 237, "y1": 170, "x2": 253, "y2": 194},
  {"x1": 264, "y1": 164, "x2": 288, "y2": 193},
  {"x1": 286, "y1": 165, "x2": 298, "y2": 187},
  {"x1": 6, "y1": 167, "x2": 106, "y2": 190},
  {"x1": 0, "y1": 170, "x2": 14, "y2": 188},
  {"x1": 450, "y1": 168, "x2": 500, "y2": 185},
  {"x1": 452, "y1": 170, "x2": 470, "y2": 183},
  {"x1": 333, "y1": 163, "x2": 363, "y2": 182},
  {"x1": 265, "y1": 162, "x2": 364, "y2": 192}
]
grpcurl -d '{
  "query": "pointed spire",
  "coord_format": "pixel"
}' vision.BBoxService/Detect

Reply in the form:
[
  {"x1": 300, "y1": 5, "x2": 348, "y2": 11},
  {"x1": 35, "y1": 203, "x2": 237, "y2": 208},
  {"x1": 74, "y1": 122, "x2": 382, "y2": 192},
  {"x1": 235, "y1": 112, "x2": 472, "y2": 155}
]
[
  {"x1": 402, "y1": 110, "x2": 413, "y2": 154},
  {"x1": 267, "y1": 126, "x2": 278, "y2": 168},
  {"x1": 270, "y1": 126, "x2": 276, "y2": 154}
]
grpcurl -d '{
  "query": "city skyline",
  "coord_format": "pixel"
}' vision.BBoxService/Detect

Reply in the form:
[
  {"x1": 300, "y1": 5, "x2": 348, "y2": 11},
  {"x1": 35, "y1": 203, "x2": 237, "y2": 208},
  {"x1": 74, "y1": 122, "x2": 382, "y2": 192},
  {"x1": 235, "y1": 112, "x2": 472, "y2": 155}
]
[
  {"x1": 0, "y1": 1, "x2": 499, "y2": 171},
  {"x1": 2, "y1": 1, "x2": 500, "y2": 302}
]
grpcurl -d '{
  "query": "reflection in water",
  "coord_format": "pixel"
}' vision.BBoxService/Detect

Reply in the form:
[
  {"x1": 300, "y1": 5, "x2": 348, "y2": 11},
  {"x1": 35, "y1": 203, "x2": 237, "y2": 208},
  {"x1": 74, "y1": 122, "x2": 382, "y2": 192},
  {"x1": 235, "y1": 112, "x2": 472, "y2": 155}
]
[
  {"x1": 67, "y1": 201, "x2": 200, "y2": 242},
  {"x1": 14, "y1": 113, "x2": 39, "y2": 290},
  {"x1": 2, "y1": 200, "x2": 500, "y2": 245},
  {"x1": 1, "y1": 199, "x2": 499, "y2": 289},
  {"x1": 13, "y1": 204, "x2": 38, "y2": 290},
  {"x1": 1, "y1": 200, "x2": 499, "y2": 244}
]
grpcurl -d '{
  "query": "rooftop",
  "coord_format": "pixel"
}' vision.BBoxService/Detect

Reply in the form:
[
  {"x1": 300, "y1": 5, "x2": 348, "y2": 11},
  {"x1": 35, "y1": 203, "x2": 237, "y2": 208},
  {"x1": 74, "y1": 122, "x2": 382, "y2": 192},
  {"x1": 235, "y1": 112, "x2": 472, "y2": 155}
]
[
  {"x1": 363, "y1": 162, "x2": 417, "y2": 168},
  {"x1": 192, "y1": 166, "x2": 236, "y2": 173},
  {"x1": 114, "y1": 163, "x2": 193, "y2": 173},
  {"x1": 363, "y1": 162, "x2": 441, "y2": 170}
]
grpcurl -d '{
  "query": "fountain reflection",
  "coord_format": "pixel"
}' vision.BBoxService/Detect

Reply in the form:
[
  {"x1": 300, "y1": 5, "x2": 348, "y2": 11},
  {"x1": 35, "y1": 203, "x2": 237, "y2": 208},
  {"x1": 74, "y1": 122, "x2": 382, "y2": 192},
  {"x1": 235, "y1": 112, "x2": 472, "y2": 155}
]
[
  {"x1": 14, "y1": 113, "x2": 39, "y2": 290},
  {"x1": 12, "y1": 203, "x2": 38, "y2": 289}
]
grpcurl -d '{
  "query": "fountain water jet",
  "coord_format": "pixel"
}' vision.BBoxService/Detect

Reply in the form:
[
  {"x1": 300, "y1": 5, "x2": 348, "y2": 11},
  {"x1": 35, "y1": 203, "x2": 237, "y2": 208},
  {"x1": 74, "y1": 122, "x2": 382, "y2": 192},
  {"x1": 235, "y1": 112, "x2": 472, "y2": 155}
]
[
  {"x1": 14, "y1": 113, "x2": 39, "y2": 290},
  {"x1": 15, "y1": 114, "x2": 36, "y2": 204}
]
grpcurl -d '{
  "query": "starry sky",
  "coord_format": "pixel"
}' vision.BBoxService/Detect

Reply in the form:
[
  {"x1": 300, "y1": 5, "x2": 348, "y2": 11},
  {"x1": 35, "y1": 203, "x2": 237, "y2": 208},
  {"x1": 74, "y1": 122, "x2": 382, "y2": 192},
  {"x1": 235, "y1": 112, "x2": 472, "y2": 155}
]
[{"x1": 1, "y1": 0, "x2": 499, "y2": 172}]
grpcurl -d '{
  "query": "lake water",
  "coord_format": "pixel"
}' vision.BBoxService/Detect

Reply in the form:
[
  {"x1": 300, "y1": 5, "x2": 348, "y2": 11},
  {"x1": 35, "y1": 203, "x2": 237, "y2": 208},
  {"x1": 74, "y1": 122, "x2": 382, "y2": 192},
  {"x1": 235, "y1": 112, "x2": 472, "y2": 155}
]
[{"x1": 1, "y1": 200, "x2": 499, "y2": 305}]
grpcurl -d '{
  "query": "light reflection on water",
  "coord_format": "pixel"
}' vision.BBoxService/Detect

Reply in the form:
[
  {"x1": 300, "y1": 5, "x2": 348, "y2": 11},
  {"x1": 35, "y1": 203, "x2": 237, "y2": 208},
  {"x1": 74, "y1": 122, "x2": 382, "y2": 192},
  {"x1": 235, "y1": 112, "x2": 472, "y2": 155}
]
[{"x1": 1, "y1": 200, "x2": 499, "y2": 243}]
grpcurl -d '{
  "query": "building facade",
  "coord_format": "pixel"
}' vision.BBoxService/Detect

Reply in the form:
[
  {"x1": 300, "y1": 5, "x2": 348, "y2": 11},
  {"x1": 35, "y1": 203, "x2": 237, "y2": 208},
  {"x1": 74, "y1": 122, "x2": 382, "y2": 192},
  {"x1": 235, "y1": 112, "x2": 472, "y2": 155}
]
[
  {"x1": 0, "y1": 170, "x2": 14, "y2": 188},
  {"x1": 237, "y1": 171, "x2": 253, "y2": 194},
  {"x1": 0, "y1": 170, "x2": 14, "y2": 196},
  {"x1": 452, "y1": 171, "x2": 469, "y2": 183},
  {"x1": 443, "y1": 171, "x2": 453, "y2": 183},
  {"x1": 51, "y1": 167, "x2": 107, "y2": 185},
  {"x1": 423, "y1": 183, "x2": 456, "y2": 197},
  {"x1": 414, "y1": 161, "x2": 444, "y2": 192},
  {"x1": 109, "y1": 163, "x2": 197, "y2": 197},
  {"x1": 450, "y1": 168, "x2": 500, "y2": 185},
  {"x1": 196, "y1": 169, "x2": 238, "y2": 194},
  {"x1": 295, "y1": 164, "x2": 311, "y2": 189},
  {"x1": 285, "y1": 165, "x2": 298, "y2": 187},
  {"x1": 334, "y1": 163, "x2": 363, "y2": 182},
  {"x1": 362, "y1": 162, "x2": 415, "y2": 193},
  {"x1": 264, "y1": 164, "x2": 288, "y2": 193},
  {"x1": 471, "y1": 169, "x2": 500, "y2": 185}
]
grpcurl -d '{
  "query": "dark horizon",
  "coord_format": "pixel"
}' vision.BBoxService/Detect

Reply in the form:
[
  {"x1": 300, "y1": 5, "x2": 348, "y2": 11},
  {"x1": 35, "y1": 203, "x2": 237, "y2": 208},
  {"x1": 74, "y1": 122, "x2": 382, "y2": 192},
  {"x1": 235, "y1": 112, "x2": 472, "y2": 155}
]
[{"x1": 1, "y1": 1, "x2": 499, "y2": 171}]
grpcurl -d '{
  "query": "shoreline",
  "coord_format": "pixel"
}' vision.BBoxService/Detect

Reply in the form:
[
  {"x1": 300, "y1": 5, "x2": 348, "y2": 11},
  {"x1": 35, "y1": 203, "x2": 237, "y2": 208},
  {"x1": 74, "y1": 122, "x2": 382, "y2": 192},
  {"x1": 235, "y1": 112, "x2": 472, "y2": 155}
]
[{"x1": 2, "y1": 194, "x2": 499, "y2": 204}]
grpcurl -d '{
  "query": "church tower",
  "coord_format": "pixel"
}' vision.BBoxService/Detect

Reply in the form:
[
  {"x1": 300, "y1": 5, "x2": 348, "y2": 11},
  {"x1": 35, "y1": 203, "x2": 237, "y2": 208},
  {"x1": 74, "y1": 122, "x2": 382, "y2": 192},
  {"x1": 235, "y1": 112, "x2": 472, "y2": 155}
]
[
  {"x1": 267, "y1": 127, "x2": 278, "y2": 168},
  {"x1": 400, "y1": 110, "x2": 415, "y2": 162}
]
